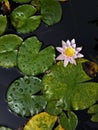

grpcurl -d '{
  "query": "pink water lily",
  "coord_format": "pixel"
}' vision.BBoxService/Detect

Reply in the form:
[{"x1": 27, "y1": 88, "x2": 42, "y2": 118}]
[{"x1": 56, "y1": 39, "x2": 84, "y2": 67}]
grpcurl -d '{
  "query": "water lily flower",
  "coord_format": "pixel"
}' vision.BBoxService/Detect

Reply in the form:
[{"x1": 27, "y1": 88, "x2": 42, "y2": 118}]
[{"x1": 56, "y1": 39, "x2": 84, "y2": 67}]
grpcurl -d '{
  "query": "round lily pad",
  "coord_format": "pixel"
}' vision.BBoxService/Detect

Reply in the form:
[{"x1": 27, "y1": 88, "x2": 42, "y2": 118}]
[
  {"x1": 0, "y1": 34, "x2": 23, "y2": 68},
  {"x1": 59, "y1": 111, "x2": 78, "y2": 130},
  {"x1": 0, "y1": 15, "x2": 7, "y2": 35},
  {"x1": 6, "y1": 76, "x2": 47, "y2": 117},
  {"x1": 88, "y1": 104, "x2": 98, "y2": 122},
  {"x1": 42, "y1": 59, "x2": 98, "y2": 112},
  {"x1": 0, "y1": 34, "x2": 23, "y2": 53},
  {"x1": 10, "y1": 4, "x2": 41, "y2": 33},
  {"x1": 16, "y1": 15, "x2": 41, "y2": 34},
  {"x1": 40, "y1": 0, "x2": 62, "y2": 25},
  {"x1": 24, "y1": 112, "x2": 57, "y2": 130},
  {"x1": 17, "y1": 36, "x2": 55, "y2": 76}
]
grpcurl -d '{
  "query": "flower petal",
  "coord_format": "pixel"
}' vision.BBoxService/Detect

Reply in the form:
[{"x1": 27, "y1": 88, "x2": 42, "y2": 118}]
[
  {"x1": 56, "y1": 47, "x2": 63, "y2": 53},
  {"x1": 66, "y1": 40, "x2": 71, "y2": 46},
  {"x1": 76, "y1": 47, "x2": 82, "y2": 52},
  {"x1": 69, "y1": 58, "x2": 76, "y2": 65},
  {"x1": 56, "y1": 54, "x2": 65, "y2": 60},
  {"x1": 71, "y1": 39, "x2": 75, "y2": 44},
  {"x1": 62, "y1": 40, "x2": 67, "y2": 48},
  {"x1": 72, "y1": 43, "x2": 76, "y2": 48},
  {"x1": 77, "y1": 53, "x2": 84, "y2": 58},
  {"x1": 64, "y1": 59, "x2": 69, "y2": 67}
]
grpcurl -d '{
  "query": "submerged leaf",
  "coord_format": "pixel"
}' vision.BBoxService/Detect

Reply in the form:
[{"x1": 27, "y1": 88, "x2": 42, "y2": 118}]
[
  {"x1": 83, "y1": 61, "x2": 98, "y2": 78},
  {"x1": 0, "y1": 126, "x2": 12, "y2": 130},
  {"x1": 24, "y1": 112, "x2": 57, "y2": 130},
  {"x1": 6, "y1": 76, "x2": 47, "y2": 116},
  {"x1": 18, "y1": 36, "x2": 55, "y2": 76},
  {"x1": 40, "y1": 0, "x2": 62, "y2": 25},
  {"x1": 42, "y1": 60, "x2": 98, "y2": 112},
  {"x1": 0, "y1": 34, "x2": 23, "y2": 68},
  {"x1": 59, "y1": 111, "x2": 78, "y2": 130},
  {"x1": 88, "y1": 104, "x2": 98, "y2": 122},
  {"x1": 0, "y1": 15, "x2": 7, "y2": 35}
]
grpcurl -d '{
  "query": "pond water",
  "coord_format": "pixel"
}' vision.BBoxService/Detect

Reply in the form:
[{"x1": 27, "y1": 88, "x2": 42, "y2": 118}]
[{"x1": 0, "y1": 0, "x2": 98, "y2": 130}]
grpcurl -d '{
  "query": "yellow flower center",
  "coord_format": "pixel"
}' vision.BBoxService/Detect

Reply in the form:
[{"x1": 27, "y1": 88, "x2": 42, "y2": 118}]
[{"x1": 64, "y1": 47, "x2": 75, "y2": 57}]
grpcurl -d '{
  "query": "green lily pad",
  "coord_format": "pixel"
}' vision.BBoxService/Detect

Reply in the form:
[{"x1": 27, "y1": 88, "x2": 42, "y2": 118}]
[
  {"x1": 17, "y1": 36, "x2": 55, "y2": 76},
  {"x1": 88, "y1": 104, "x2": 98, "y2": 122},
  {"x1": 46, "y1": 99, "x2": 64, "y2": 116},
  {"x1": 16, "y1": 15, "x2": 41, "y2": 33},
  {"x1": 40, "y1": 0, "x2": 62, "y2": 25},
  {"x1": 0, "y1": 126, "x2": 12, "y2": 130},
  {"x1": 0, "y1": 15, "x2": 7, "y2": 35},
  {"x1": 10, "y1": 4, "x2": 41, "y2": 33},
  {"x1": 6, "y1": 76, "x2": 47, "y2": 117},
  {"x1": 59, "y1": 111, "x2": 78, "y2": 130},
  {"x1": 0, "y1": 34, "x2": 23, "y2": 68},
  {"x1": 42, "y1": 60, "x2": 98, "y2": 112},
  {"x1": 12, "y1": 0, "x2": 31, "y2": 3}
]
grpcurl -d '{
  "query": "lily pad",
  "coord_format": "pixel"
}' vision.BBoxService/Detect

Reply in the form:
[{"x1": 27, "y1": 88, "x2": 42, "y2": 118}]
[
  {"x1": 12, "y1": 0, "x2": 31, "y2": 3},
  {"x1": 0, "y1": 15, "x2": 7, "y2": 35},
  {"x1": 42, "y1": 60, "x2": 98, "y2": 112},
  {"x1": 6, "y1": 76, "x2": 47, "y2": 116},
  {"x1": 17, "y1": 36, "x2": 55, "y2": 76},
  {"x1": 0, "y1": 34, "x2": 23, "y2": 68},
  {"x1": 46, "y1": 99, "x2": 64, "y2": 116},
  {"x1": 16, "y1": 15, "x2": 41, "y2": 33},
  {"x1": 0, "y1": 126, "x2": 12, "y2": 130},
  {"x1": 59, "y1": 111, "x2": 78, "y2": 130},
  {"x1": 88, "y1": 104, "x2": 98, "y2": 122},
  {"x1": 10, "y1": 4, "x2": 41, "y2": 33},
  {"x1": 40, "y1": 0, "x2": 62, "y2": 25},
  {"x1": 54, "y1": 125, "x2": 64, "y2": 130},
  {"x1": 24, "y1": 112, "x2": 57, "y2": 130}
]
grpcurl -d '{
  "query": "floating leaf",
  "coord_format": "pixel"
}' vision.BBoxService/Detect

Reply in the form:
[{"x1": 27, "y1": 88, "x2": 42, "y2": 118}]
[
  {"x1": 18, "y1": 36, "x2": 55, "y2": 76},
  {"x1": 54, "y1": 125, "x2": 64, "y2": 130},
  {"x1": 0, "y1": 15, "x2": 7, "y2": 35},
  {"x1": 12, "y1": 0, "x2": 31, "y2": 3},
  {"x1": 0, "y1": 126, "x2": 12, "y2": 130},
  {"x1": 42, "y1": 60, "x2": 98, "y2": 112},
  {"x1": 46, "y1": 99, "x2": 64, "y2": 116},
  {"x1": 16, "y1": 15, "x2": 41, "y2": 33},
  {"x1": 0, "y1": 34, "x2": 23, "y2": 68},
  {"x1": 40, "y1": 0, "x2": 62, "y2": 25},
  {"x1": 10, "y1": 4, "x2": 41, "y2": 33},
  {"x1": 88, "y1": 104, "x2": 98, "y2": 122},
  {"x1": 24, "y1": 112, "x2": 57, "y2": 130},
  {"x1": 59, "y1": 111, "x2": 78, "y2": 130},
  {"x1": 6, "y1": 76, "x2": 47, "y2": 116}
]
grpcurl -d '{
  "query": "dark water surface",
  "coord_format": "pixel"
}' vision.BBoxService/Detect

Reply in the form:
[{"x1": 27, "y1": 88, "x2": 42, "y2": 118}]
[{"x1": 0, "y1": 0, "x2": 98, "y2": 129}]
